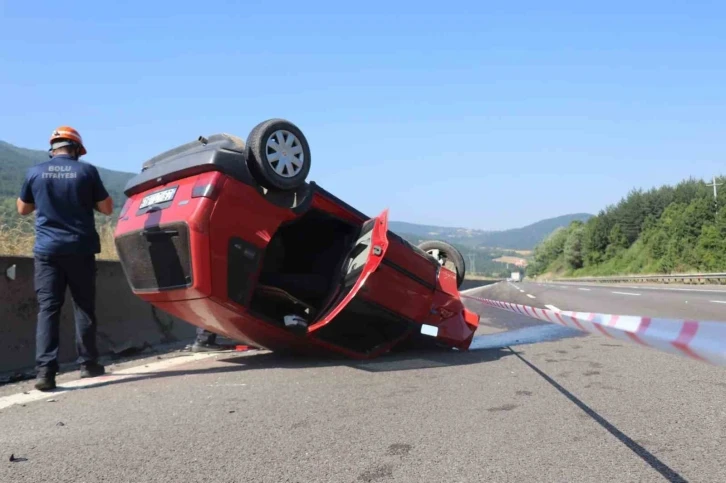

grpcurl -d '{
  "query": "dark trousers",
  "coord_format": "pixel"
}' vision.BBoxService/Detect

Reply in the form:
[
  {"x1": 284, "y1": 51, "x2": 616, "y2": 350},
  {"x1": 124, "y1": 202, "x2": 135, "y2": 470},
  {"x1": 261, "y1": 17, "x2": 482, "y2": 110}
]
[
  {"x1": 195, "y1": 327, "x2": 217, "y2": 344},
  {"x1": 34, "y1": 254, "x2": 99, "y2": 374}
]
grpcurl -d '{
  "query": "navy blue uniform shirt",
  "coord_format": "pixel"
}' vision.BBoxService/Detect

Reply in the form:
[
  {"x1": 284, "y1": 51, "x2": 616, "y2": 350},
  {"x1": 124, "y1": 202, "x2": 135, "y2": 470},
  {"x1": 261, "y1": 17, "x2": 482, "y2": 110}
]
[{"x1": 19, "y1": 155, "x2": 110, "y2": 256}]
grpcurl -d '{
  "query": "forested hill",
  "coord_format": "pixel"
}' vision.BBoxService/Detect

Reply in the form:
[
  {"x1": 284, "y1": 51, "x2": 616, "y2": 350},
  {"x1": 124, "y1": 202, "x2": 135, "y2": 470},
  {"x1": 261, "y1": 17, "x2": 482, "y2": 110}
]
[
  {"x1": 528, "y1": 176, "x2": 726, "y2": 277},
  {"x1": 388, "y1": 213, "x2": 592, "y2": 250}
]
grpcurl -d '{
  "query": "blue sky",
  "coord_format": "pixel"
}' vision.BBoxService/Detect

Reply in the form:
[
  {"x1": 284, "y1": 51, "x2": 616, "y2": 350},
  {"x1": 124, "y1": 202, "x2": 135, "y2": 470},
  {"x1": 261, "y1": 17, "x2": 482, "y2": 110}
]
[{"x1": 1, "y1": 1, "x2": 725, "y2": 230}]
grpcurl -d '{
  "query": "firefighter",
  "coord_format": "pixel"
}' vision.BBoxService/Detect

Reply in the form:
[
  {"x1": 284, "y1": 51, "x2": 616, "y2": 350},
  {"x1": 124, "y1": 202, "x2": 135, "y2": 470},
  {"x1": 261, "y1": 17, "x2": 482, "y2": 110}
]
[{"x1": 17, "y1": 126, "x2": 114, "y2": 391}]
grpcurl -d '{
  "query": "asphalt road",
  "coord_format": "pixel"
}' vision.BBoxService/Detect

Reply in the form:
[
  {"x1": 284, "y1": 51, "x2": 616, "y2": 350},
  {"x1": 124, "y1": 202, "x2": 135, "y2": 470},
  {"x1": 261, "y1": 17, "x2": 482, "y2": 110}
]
[
  {"x1": 0, "y1": 283, "x2": 724, "y2": 482},
  {"x1": 502, "y1": 281, "x2": 726, "y2": 322}
]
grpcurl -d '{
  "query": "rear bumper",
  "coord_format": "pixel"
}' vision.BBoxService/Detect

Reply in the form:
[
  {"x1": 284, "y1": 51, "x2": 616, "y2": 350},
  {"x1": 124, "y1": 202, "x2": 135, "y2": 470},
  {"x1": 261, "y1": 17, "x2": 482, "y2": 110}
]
[{"x1": 124, "y1": 134, "x2": 253, "y2": 197}]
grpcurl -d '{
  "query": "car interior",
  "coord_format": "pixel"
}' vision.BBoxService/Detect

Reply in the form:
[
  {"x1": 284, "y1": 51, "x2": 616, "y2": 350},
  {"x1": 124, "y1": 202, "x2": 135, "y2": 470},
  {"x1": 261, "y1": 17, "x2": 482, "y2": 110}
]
[{"x1": 249, "y1": 209, "x2": 366, "y2": 325}]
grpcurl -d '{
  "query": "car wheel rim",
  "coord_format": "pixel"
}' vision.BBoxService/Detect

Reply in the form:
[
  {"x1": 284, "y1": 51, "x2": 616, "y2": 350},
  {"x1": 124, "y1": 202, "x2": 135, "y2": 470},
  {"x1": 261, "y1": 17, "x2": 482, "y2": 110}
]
[
  {"x1": 265, "y1": 130, "x2": 305, "y2": 178},
  {"x1": 427, "y1": 249, "x2": 442, "y2": 263},
  {"x1": 427, "y1": 249, "x2": 448, "y2": 266},
  {"x1": 427, "y1": 248, "x2": 457, "y2": 274}
]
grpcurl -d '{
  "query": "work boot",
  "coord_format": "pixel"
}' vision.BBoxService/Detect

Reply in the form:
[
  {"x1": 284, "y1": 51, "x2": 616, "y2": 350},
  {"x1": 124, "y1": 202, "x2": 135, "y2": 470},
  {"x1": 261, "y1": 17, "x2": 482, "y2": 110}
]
[
  {"x1": 80, "y1": 362, "x2": 106, "y2": 378},
  {"x1": 34, "y1": 371, "x2": 56, "y2": 392},
  {"x1": 191, "y1": 341, "x2": 225, "y2": 352}
]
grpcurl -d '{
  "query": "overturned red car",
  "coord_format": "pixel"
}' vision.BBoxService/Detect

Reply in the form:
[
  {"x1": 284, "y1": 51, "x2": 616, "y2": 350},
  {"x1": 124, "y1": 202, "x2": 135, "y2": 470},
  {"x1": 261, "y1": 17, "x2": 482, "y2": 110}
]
[{"x1": 113, "y1": 119, "x2": 479, "y2": 359}]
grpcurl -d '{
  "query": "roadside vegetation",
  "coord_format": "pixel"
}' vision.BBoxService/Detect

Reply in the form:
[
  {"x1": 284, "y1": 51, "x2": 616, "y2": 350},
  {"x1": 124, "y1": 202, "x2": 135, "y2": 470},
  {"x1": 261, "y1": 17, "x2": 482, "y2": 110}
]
[
  {"x1": 0, "y1": 213, "x2": 119, "y2": 260},
  {"x1": 528, "y1": 176, "x2": 726, "y2": 278}
]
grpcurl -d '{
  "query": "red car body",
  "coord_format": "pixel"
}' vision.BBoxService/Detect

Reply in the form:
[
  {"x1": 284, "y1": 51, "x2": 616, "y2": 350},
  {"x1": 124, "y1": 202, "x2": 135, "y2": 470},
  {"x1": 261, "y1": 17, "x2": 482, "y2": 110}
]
[{"x1": 113, "y1": 133, "x2": 479, "y2": 359}]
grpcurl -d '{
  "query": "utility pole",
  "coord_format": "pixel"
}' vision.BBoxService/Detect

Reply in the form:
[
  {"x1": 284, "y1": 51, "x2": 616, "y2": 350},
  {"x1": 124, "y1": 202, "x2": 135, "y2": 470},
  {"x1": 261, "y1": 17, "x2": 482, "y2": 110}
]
[{"x1": 706, "y1": 176, "x2": 722, "y2": 209}]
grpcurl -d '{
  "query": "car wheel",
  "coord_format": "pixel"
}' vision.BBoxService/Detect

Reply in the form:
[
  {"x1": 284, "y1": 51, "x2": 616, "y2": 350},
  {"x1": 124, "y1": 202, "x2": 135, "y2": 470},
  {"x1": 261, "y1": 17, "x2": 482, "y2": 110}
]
[
  {"x1": 246, "y1": 119, "x2": 311, "y2": 191},
  {"x1": 417, "y1": 240, "x2": 466, "y2": 288}
]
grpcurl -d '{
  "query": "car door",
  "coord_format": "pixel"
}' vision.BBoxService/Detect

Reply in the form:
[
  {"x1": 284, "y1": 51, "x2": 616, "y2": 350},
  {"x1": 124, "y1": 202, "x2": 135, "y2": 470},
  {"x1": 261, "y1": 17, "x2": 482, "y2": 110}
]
[{"x1": 306, "y1": 209, "x2": 390, "y2": 333}]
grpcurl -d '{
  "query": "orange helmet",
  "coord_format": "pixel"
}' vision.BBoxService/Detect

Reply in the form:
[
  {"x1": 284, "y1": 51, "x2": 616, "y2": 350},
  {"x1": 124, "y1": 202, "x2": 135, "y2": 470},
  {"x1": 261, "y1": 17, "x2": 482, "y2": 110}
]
[{"x1": 49, "y1": 126, "x2": 87, "y2": 156}]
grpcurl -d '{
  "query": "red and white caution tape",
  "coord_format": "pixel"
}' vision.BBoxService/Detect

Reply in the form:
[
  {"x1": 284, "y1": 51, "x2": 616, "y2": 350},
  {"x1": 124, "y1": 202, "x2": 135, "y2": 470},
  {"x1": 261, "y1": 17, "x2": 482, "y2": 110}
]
[{"x1": 462, "y1": 294, "x2": 726, "y2": 367}]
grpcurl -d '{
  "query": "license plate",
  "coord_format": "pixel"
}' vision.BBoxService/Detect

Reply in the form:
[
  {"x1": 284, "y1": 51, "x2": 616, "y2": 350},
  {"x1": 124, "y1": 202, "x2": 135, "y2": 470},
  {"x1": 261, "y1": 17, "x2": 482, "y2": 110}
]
[{"x1": 139, "y1": 187, "x2": 177, "y2": 209}]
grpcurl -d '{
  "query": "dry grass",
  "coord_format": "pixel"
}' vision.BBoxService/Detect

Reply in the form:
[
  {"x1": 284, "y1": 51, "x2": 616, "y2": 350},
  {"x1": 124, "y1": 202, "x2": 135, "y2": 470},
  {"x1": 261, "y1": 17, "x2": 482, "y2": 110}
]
[
  {"x1": 493, "y1": 255, "x2": 529, "y2": 267},
  {"x1": 0, "y1": 217, "x2": 35, "y2": 257},
  {"x1": 97, "y1": 223, "x2": 119, "y2": 260},
  {"x1": 513, "y1": 250, "x2": 533, "y2": 256},
  {"x1": 0, "y1": 215, "x2": 119, "y2": 260}
]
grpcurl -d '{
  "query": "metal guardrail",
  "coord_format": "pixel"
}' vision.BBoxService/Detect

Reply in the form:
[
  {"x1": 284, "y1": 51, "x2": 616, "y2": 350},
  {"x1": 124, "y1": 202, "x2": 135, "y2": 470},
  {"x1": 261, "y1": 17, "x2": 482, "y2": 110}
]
[{"x1": 552, "y1": 273, "x2": 726, "y2": 285}]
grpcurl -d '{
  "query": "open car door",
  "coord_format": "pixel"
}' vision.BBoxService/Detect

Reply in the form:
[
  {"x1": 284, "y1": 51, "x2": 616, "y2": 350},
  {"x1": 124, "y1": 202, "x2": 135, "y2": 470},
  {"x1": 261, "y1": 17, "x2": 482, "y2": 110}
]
[{"x1": 307, "y1": 210, "x2": 400, "y2": 355}]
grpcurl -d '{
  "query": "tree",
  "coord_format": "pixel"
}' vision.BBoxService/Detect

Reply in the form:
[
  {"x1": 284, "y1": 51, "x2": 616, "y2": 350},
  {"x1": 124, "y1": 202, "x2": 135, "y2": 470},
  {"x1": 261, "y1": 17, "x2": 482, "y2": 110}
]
[
  {"x1": 528, "y1": 226, "x2": 569, "y2": 275},
  {"x1": 695, "y1": 224, "x2": 723, "y2": 271},
  {"x1": 716, "y1": 205, "x2": 726, "y2": 238},
  {"x1": 611, "y1": 189, "x2": 646, "y2": 245},
  {"x1": 529, "y1": 174, "x2": 726, "y2": 277},
  {"x1": 645, "y1": 227, "x2": 668, "y2": 262},
  {"x1": 583, "y1": 213, "x2": 610, "y2": 265},
  {"x1": 605, "y1": 223, "x2": 628, "y2": 258},
  {"x1": 564, "y1": 222, "x2": 585, "y2": 270}
]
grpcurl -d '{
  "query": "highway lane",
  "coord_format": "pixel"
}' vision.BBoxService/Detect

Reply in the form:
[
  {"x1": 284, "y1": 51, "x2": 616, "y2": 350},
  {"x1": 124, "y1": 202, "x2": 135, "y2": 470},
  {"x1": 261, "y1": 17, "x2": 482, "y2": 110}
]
[
  {"x1": 0, "y1": 292, "x2": 724, "y2": 482},
  {"x1": 549, "y1": 281, "x2": 726, "y2": 295},
  {"x1": 489, "y1": 281, "x2": 726, "y2": 322}
]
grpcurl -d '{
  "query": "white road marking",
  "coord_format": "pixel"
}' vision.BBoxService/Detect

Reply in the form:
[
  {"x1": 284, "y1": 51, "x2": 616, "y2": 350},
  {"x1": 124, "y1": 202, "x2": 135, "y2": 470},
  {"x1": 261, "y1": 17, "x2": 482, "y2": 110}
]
[
  {"x1": 527, "y1": 294, "x2": 536, "y2": 299},
  {"x1": 0, "y1": 353, "x2": 218, "y2": 411},
  {"x1": 578, "y1": 288, "x2": 591, "y2": 291},
  {"x1": 460, "y1": 286, "x2": 488, "y2": 294},
  {"x1": 545, "y1": 304, "x2": 561, "y2": 312},
  {"x1": 519, "y1": 290, "x2": 525, "y2": 293},
  {"x1": 612, "y1": 291, "x2": 641, "y2": 296},
  {"x1": 710, "y1": 300, "x2": 726, "y2": 304}
]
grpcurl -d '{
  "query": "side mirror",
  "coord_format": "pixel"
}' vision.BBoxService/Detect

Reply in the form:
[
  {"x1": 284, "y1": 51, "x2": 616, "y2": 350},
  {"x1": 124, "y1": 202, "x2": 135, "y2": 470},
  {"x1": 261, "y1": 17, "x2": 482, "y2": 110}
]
[{"x1": 5, "y1": 264, "x2": 16, "y2": 281}]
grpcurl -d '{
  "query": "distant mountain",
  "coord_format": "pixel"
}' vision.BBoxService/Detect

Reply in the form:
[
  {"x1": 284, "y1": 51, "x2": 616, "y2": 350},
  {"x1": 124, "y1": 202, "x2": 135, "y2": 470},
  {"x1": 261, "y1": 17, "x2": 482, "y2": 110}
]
[
  {"x1": 389, "y1": 213, "x2": 594, "y2": 250},
  {"x1": 0, "y1": 141, "x2": 135, "y2": 208},
  {"x1": 476, "y1": 213, "x2": 595, "y2": 249},
  {"x1": 387, "y1": 221, "x2": 491, "y2": 245}
]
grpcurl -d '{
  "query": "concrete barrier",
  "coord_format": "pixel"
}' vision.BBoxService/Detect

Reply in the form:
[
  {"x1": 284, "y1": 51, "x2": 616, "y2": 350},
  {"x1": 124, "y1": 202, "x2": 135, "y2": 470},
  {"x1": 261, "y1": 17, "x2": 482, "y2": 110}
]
[
  {"x1": 1, "y1": 257, "x2": 500, "y2": 375},
  {"x1": 0, "y1": 256, "x2": 196, "y2": 375}
]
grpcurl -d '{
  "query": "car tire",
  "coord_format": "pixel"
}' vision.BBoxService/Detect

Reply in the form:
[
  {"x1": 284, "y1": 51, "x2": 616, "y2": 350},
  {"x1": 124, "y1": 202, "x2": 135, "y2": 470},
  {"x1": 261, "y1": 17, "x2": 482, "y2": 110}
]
[
  {"x1": 246, "y1": 119, "x2": 311, "y2": 191},
  {"x1": 417, "y1": 240, "x2": 466, "y2": 288}
]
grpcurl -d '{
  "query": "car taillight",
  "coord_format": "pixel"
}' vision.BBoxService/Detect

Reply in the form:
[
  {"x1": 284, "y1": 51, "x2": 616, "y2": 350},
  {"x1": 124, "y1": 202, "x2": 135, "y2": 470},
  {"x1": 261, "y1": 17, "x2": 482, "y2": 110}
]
[
  {"x1": 192, "y1": 172, "x2": 225, "y2": 200},
  {"x1": 118, "y1": 197, "x2": 132, "y2": 218}
]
